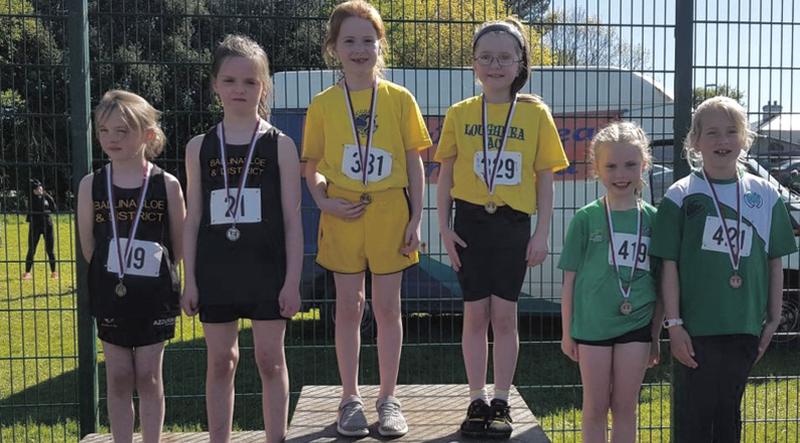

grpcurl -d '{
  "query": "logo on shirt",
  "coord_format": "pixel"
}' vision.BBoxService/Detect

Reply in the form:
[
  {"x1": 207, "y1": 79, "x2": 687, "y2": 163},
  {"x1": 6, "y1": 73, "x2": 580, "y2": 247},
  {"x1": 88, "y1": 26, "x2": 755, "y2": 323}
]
[
  {"x1": 589, "y1": 230, "x2": 605, "y2": 242},
  {"x1": 153, "y1": 318, "x2": 175, "y2": 327},
  {"x1": 744, "y1": 191, "x2": 763, "y2": 209},
  {"x1": 355, "y1": 110, "x2": 378, "y2": 138}
]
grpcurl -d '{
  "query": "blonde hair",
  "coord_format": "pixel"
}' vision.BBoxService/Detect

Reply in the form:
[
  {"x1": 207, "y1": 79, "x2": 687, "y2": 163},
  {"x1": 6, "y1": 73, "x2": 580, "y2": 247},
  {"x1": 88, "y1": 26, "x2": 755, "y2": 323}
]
[
  {"x1": 324, "y1": 0, "x2": 389, "y2": 77},
  {"x1": 589, "y1": 121, "x2": 652, "y2": 191},
  {"x1": 94, "y1": 90, "x2": 166, "y2": 160},
  {"x1": 473, "y1": 16, "x2": 541, "y2": 104},
  {"x1": 211, "y1": 34, "x2": 272, "y2": 119},
  {"x1": 684, "y1": 96, "x2": 755, "y2": 168}
]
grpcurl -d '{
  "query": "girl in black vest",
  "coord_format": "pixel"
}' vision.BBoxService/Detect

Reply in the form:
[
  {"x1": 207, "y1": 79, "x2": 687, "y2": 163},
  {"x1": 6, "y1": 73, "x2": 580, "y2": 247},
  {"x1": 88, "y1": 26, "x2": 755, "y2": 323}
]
[
  {"x1": 23, "y1": 179, "x2": 58, "y2": 279},
  {"x1": 77, "y1": 90, "x2": 186, "y2": 443},
  {"x1": 181, "y1": 35, "x2": 302, "y2": 443}
]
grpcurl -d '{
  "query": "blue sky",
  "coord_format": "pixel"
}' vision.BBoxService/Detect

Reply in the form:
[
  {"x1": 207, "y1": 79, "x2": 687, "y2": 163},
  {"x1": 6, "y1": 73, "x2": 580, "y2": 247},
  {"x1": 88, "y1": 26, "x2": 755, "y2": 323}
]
[{"x1": 547, "y1": 0, "x2": 799, "y2": 118}]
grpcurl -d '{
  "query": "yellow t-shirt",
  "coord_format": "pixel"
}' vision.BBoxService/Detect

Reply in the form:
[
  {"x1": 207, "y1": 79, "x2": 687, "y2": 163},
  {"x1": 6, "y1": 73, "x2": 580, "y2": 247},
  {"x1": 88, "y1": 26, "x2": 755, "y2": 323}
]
[
  {"x1": 302, "y1": 80, "x2": 432, "y2": 192},
  {"x1": 434, "y1": 95, "x2": 569, "y2": 214}
]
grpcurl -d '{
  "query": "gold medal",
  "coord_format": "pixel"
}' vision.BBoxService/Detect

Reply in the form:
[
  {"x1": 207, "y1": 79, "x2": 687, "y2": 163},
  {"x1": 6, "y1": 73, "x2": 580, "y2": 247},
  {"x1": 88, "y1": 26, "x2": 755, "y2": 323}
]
[
  {"x1": 620, "y1": 300, "x2": 633, "y2": 315},
  {"x1": 359, "y1": 193, "x2": 372, "y2": 205},
  {"x1": 226, "y1": 226, "x2": 240, "y2": 242},
  {"x1": 115, "y1": 281, "x2": 127, "y2": 298},
  {"x1": 729, "y1": 274, "x2": 742, "y2": 289},
  {"x1": 484, "y1": 201, "x2": 497, "y2": 214}
]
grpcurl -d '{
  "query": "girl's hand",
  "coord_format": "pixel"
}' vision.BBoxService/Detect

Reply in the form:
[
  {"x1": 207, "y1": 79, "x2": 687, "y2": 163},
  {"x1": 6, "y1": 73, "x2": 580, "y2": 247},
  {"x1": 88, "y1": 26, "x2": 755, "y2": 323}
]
[
  {"x1": 526, "y1": 231, "x2": 549, "y2": 267},
  {"x1": 278, "y1": 284, "x2": 301, "y2": 319},
  {"x1": 648, "y1": 337, "x2": 661, "y2": 367},
  {"x1": 668, "y1": 326, "x2": 697, "y2": 368},
  {"x1": 318, "y1": 197, "x2": 365, "y2": 219},
  {"x1": 181, "y1": 281, "x2": 199, "y2": 317},
  {"x1": 755, "y1": 319, "x2": 780, "y2": 364},
  {"x1": 400, "y1": 217, "x2": 421, "y2": 255},
  {"x1": 441, "y1": 227, "x2": 467, "y2": 271},
  {"x1": 561, "y1": 335, "x2": 579, "y2": 362}
]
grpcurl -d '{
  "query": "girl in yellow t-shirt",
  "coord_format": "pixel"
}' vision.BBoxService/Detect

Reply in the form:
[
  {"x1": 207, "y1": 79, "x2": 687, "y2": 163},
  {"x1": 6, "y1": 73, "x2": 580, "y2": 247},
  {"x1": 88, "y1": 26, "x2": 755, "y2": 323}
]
[
  {"x1": 301, "y1": 0, "x2": 431, "y2": 438},
  {"x1": 435, "y1": 17, "x2": 569, "y2": 439}
]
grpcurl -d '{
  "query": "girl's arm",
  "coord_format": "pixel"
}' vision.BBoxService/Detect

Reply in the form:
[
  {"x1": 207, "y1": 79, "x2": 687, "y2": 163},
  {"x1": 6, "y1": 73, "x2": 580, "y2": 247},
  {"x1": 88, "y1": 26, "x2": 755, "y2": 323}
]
[
  {"x1": 662, "y1": 259, "x2": 697, "y2": 368},
  {"x1": 304, "y1": 159, "x2": 364, "y2": 219},
  {"x1": 528, "y1": 169, "x2": 554, "y2": 266},
  {"x1": 164, "y1": 172, "x2": 186, "y2": 263},
  {"x1": 436, "y1": 158, "x2": 466, "y2": 270},
  {"x1": 560, "y1": 270, "x2": 579, "y2": 361},
  {"x1": 756, "y1": 258, "x2": 784, "y2": 362},
  {"x1": 76, "y1": 174, "x2": 95, "y2": 263},
  {"x1": 649, "y1": 285, "x2": 665, "y2": 367},
  {"x1": 181, "y1": 135, "x2": 204, "y2": 316},
  {"x1": 400, "y1": 149, "x2": 424, "y2": 254},
  {"x1": 277, "y1": 134, "x2": 303, "y2": 318}
]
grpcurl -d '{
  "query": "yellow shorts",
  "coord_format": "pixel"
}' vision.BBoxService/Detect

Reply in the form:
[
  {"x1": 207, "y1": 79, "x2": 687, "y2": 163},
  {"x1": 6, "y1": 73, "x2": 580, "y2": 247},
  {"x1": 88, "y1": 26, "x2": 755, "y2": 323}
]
[{"x1": 317, "y1": 184, "x2": 418, "y2": 274}]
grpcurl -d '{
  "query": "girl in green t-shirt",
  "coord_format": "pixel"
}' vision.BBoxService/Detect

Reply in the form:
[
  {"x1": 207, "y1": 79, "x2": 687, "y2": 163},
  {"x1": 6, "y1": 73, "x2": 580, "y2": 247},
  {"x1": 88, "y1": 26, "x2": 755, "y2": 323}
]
[{"x1": 558, "y1": 121, "x2": 663, "y2": 443}]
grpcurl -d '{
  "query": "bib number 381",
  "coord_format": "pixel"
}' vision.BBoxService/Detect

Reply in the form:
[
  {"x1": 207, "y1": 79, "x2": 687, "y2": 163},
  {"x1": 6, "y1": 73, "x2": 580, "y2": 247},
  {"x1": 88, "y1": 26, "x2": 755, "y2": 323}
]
[{"x1": 342, "y1": 144, "x2": 393, "y2": 183}]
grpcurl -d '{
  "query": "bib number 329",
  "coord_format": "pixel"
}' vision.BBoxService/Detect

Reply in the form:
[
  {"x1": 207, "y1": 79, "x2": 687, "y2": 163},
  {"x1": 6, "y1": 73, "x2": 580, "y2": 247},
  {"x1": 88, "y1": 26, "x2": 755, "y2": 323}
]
[{"x1": 473, "y1": 151, "x2": 522, "y2": 186}]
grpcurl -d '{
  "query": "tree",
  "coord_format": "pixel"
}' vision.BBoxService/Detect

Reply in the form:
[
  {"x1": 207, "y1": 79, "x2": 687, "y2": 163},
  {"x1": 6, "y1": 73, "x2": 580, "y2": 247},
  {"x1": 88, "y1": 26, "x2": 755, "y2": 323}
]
[
  {"x1": 505, "y1": 0, "x2": 550, "y2": 21},
  {"x1": 692, "y1": 84, "x2": 745, "y2": 108},
  {"x1": 377, "y1": 0, "x2": 553, "y2": 68},
  {"x1": 542, "y1": 8, "x2": 650, "y2": 69}
]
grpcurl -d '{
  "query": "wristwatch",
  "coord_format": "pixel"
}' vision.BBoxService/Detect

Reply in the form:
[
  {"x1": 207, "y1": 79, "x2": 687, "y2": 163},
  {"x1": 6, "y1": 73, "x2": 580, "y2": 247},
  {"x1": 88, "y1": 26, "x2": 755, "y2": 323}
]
[{"x1": 663, "y1": 318, "x2": 684, "y2": 329}]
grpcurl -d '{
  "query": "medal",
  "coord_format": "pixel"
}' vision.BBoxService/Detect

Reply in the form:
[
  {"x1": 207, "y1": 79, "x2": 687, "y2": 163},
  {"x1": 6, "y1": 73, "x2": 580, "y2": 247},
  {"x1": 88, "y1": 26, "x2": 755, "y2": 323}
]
[
  {"x1": 701, "y1": 169, "x2": 744, "y2": 290},
  {"x1": 226, "y1": 226, "x2": 240, "y2": 242},
  {"x1": 106, "y1": 162, "x2": 152, "y2": 297},
  {"x1": 343, "y1": 79, "x2": 378, "y2": 199},
  {"x1": 729, "y1": 273, "x2": 743, "y2": 288},
  {"x1": 604, "y1": 197, "x2": 643, "y2": 316},
  {"x1": 115, "y1": 281, "x2": 127, "y2": 298},
  {"x1": 481, "y1": 94, "x2": 518, "y2": 210},
  {"x1": 217, "y1": 119, "x2": 262, "y2": 242}
]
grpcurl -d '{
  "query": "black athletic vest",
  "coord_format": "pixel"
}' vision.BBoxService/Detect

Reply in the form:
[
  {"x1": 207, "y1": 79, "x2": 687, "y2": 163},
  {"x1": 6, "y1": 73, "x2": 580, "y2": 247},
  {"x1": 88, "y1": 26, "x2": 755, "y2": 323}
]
[
  {"x1": 88, "y1": 165, "x2": 180, "y2": 318},
  {"x1": 195, "y1": 125, "x2": 286, "y2": 305}
]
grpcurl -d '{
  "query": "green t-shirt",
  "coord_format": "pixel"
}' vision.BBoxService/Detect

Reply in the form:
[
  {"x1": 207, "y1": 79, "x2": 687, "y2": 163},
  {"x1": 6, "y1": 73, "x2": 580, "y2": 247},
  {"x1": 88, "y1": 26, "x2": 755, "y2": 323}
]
[
  {"x1": 649, "y1": 171, "x2": 798, "y2": 337},
  {"x1": 558, "y1": 199, "x2": 658, "y2": 341}
]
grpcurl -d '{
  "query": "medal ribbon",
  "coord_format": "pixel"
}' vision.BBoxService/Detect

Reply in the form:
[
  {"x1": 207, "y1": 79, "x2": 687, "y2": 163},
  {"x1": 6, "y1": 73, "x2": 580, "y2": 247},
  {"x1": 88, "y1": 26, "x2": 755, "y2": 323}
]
[
  {"x1": 106, "y1": 162, "x2": 152, "y2": 281},
  {"x1": 604, "y1": 197, "x2": 643, "y2": 302},
  {"x1": 481, "y1": 94, "x2": 518, "y2": 195},
  {"x1": 216, "y1": 119, "x2": 262, "y2": 225},
  {"x1": 701, "y1": 169, "x2": 743, "y2": 272},
  {"x1": 343, "y1": 80, "x2": 378, "y2": 186}
]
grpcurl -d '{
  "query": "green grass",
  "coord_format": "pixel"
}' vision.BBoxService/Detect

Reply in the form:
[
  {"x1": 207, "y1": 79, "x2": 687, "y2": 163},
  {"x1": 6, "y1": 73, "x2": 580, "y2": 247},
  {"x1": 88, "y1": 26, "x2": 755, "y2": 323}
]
[{"x1": 2, "y1": 215, "x2": 799, "y2": 441}]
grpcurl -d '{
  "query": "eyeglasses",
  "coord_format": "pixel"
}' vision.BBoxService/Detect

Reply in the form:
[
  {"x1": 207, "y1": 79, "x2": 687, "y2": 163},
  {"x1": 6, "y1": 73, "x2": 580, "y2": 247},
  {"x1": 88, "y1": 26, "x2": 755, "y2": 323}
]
[{"x1": 473, "y1": 54, "x2": 521, "y2": 67}]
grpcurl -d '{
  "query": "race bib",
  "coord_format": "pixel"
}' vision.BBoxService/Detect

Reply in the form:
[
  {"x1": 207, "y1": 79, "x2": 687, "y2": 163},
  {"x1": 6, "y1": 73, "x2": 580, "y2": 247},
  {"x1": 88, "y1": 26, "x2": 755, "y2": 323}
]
[
  {"x1": 608, "y1": 233, "x2": 651, "y2": 270},
  {"x1": 473, "y1": 151, "x2": 522, "y2": 186},
  {"x1": 210, "y1": 188, "x2": 262, "y2": 225},
  {"x1": 106, "y1": 238, "x2": 163, "y2": 277},
  {"x1": 342, "y1": 145, "x2": 393, "y2": 183},
  {"x1": 701, "y1": 216, "x2": 753, "y2": 257}
]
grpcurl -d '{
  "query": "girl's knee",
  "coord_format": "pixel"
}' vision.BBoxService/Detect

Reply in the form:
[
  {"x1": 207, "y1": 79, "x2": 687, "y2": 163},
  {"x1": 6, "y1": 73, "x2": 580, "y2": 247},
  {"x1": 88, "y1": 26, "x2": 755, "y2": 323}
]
[
  {"x1": 610, "y1": 396, "x2": 638, "y2": 418},
  {"x1": 583, "y1": 399, "x2": 611, "y2": 421},
  {"x1": 106, "y1": 366, "x2": 135, "y2": 396},
  {"x1": 336, "y1": 293, "x2": 366, "y2": 321},
  {"x1": 254, "y1": 348, "x2": 286, "y2": 381},
  {"x1": 208, "y1": 348, "x2": 239, "y2": 378}
]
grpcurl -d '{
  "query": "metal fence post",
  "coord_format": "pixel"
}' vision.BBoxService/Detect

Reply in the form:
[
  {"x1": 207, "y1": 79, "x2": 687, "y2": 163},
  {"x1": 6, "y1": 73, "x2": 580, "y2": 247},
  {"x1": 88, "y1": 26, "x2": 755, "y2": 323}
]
[
  {"x1": 68, "y1": 0, "x2": 98, "y2": 436},
  {"x1": 673, "y1": 0, "x2": 693, "y2": 181}
]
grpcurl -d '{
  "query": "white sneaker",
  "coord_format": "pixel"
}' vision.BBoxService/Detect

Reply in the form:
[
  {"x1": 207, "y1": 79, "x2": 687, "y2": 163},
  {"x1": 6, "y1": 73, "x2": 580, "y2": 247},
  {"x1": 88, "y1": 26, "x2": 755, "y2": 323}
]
[
  {"x1": 376, "y1": 396, "x2": 408, "y2": 437},
  {"x1": 337, "y1": 396, "x2": 369, "y2": 437}
]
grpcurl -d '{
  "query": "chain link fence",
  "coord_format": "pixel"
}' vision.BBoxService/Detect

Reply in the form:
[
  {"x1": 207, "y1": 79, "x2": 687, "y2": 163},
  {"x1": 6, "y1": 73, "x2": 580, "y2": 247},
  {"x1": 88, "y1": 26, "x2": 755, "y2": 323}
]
[{"x1": 1, "y1": 0, "x2": 798, "y2": 441}]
